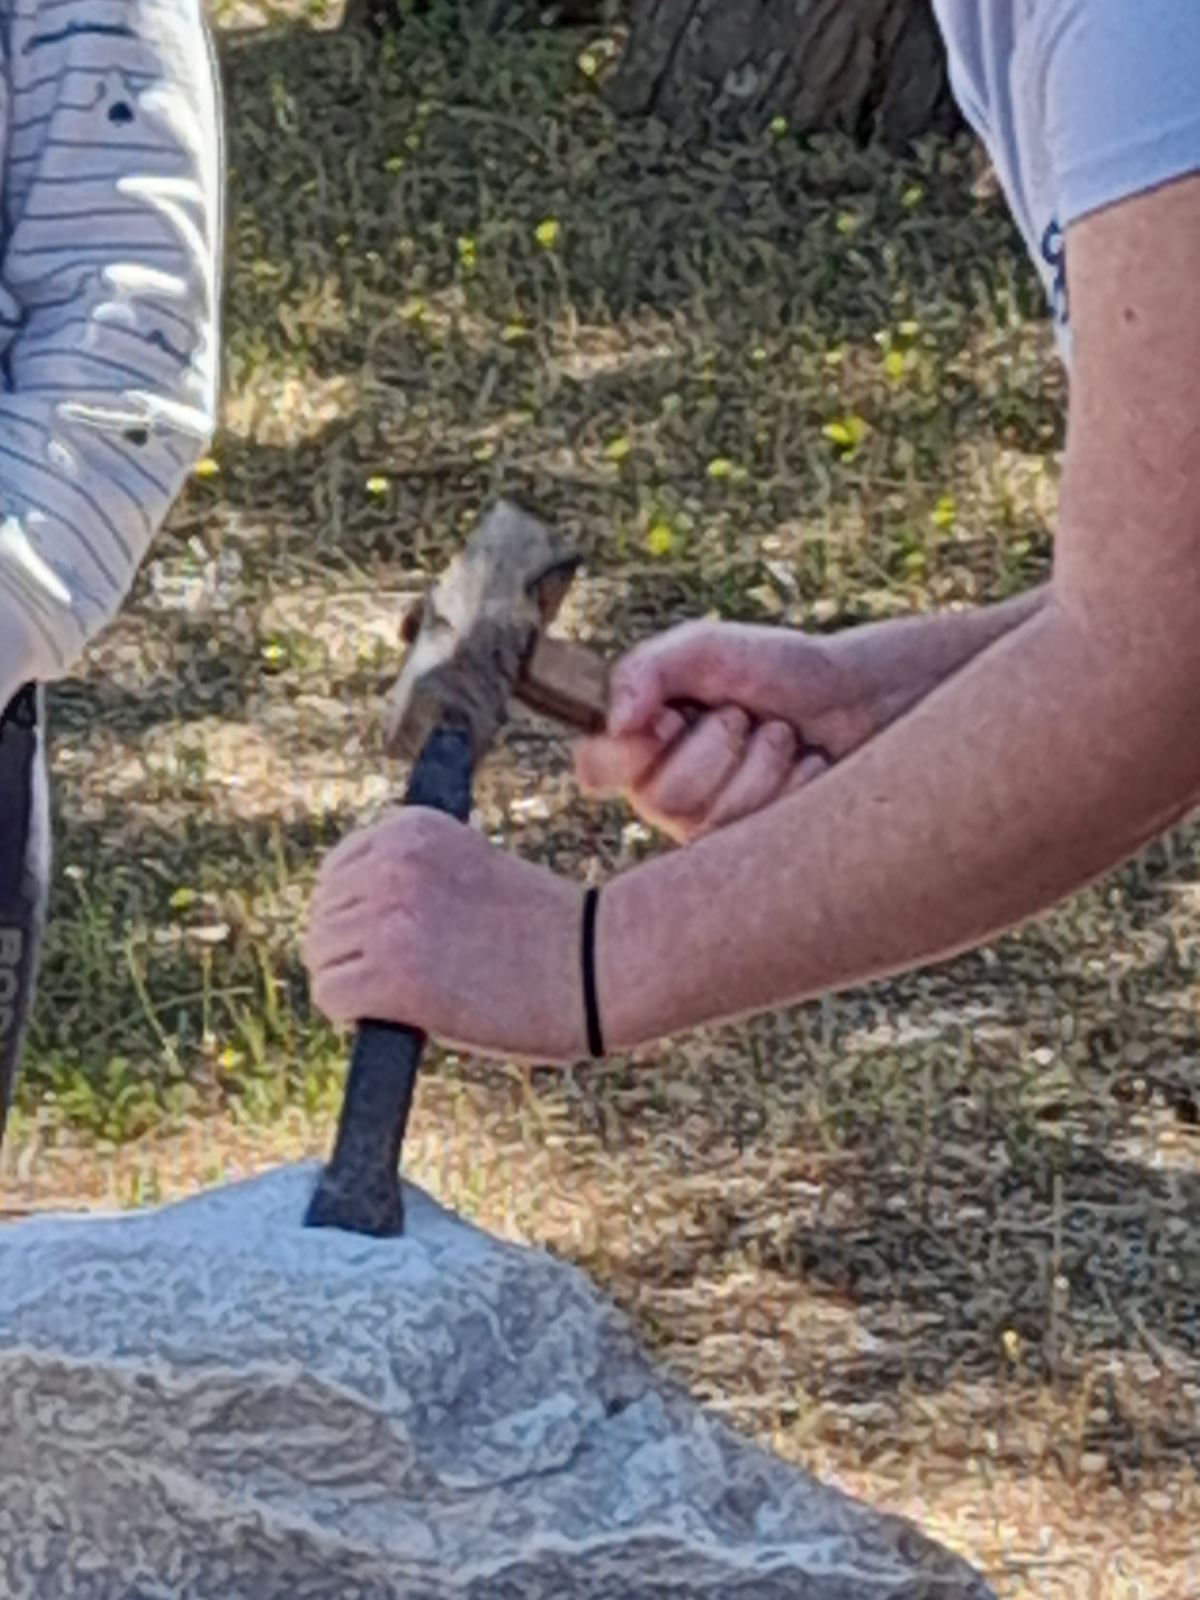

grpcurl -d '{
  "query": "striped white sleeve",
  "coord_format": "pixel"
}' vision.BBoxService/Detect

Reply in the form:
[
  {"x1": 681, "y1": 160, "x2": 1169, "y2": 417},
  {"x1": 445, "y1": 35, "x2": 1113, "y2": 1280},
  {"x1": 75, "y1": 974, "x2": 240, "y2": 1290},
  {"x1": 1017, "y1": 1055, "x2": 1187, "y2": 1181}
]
[{"x1": 0, "y1": 0, "x2": 222, "y2": 678}]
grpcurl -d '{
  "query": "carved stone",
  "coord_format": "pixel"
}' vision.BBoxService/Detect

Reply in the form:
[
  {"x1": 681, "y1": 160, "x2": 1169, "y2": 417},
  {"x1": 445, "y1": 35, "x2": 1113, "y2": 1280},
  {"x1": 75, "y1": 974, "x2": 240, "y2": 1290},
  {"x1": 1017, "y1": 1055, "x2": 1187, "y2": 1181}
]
[{"x1": 0, "y1": 1166, "x2": 996, "y2": 1599}]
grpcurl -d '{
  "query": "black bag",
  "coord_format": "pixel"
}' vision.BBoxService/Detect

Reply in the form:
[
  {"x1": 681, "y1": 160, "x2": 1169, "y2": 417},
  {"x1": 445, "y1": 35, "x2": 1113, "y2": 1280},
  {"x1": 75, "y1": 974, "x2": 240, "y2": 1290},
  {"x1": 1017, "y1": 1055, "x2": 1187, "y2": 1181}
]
[{"x1": 0, "y1": 684, "x2": 50, "y2": 1151}]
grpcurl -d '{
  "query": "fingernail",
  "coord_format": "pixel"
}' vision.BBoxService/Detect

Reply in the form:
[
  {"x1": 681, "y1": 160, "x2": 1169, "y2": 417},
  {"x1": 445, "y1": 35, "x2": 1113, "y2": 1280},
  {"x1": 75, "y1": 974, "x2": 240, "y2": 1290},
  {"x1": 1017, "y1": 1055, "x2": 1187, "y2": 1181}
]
[
  {"x1": 719, "y1": 707, "x2": 749, "y2": 738},
  {"x1": 795, "y1": 752, "x2": 829, "y2": 784},
  {"x1": 654, "y1": 709, "x2": 685, "y2": 744},
  {"x1": 766, "y1": 721, "x2": 795, "y2": 753}
]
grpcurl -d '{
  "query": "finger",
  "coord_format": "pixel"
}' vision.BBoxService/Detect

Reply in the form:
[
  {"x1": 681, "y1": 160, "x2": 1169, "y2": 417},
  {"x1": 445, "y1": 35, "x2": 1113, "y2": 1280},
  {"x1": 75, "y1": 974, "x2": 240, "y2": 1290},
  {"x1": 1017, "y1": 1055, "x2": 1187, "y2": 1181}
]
[
  {"x1": 309, "y1": 864, "x2": 375, "y2": 917},
  {"x1": 313, "y1": 828, "x2": 382, "y2": 895},
  {"x1": 608, "y1": 621, "x2": 805, "y2": 736},
  {"x1": 633, "y1": 706, "x2": 750, "y2": 821},
  {"x1": 574, "y1": 709, "x2": 688, "y2": 797},
  {"x1": 310, "y1": 958, "x2": 372, "y2": 1024},
  {"x1": 309, "y1": 853, "x2": 382, "y2": 920},
  {"x1": 575, "y1": 732, "x2": 668, "y2": 797},
  {"x1": 608, "y1": 624, "x2": 721, "y2": 735},
  {"x1": 303, "y1": 905, "x2": 369, "y2": 973},
  {"x1": 700, "y1": 719, "x2": 798, "y2": 829},
  {"x1": 784, "y1": 750, "x2": 831, "y2": 793}
]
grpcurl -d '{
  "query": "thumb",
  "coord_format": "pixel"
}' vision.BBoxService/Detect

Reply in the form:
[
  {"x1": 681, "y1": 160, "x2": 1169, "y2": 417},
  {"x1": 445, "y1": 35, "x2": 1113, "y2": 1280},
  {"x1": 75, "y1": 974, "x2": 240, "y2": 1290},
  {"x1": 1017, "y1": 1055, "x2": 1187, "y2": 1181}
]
[
  {"x1": 607, "y1": 657, "x2": 664, "y2": 737},
  {"x1": 607, "y1": 624, "x2": 718, "y2": 735},
  {"x1": 575, "y1": 709, "x2": 689, "y2": 795}
]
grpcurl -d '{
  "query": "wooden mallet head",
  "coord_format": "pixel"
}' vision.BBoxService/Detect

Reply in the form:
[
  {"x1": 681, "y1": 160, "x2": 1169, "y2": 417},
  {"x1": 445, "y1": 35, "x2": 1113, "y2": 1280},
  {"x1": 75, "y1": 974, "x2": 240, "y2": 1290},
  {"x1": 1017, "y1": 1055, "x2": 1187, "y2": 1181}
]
[{"x1": 383, "y1": 500, "x2": 611, "y2": 759}]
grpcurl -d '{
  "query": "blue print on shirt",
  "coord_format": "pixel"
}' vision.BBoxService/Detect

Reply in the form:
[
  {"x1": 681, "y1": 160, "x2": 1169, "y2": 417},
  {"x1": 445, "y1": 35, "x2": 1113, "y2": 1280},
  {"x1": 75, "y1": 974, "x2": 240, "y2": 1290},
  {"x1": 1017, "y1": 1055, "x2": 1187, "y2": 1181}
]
[{"x1": 1041, "y1": 218, "x2": 1069, "y2": 325}]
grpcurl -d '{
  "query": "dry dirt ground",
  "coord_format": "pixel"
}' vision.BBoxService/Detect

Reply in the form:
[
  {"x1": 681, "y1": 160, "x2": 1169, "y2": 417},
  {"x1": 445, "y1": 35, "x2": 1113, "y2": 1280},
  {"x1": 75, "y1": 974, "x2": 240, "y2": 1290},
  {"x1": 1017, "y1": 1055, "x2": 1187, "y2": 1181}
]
[{"x1": 2, "y1": 4, "x2": 1197, "y2": 1596}]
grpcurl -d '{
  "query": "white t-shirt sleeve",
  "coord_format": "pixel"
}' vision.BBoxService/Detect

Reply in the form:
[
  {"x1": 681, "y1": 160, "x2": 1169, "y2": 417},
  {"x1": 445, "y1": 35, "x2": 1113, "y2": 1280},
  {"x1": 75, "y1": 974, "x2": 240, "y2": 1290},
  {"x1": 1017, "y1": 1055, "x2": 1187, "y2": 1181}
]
[
  {"x1": 0, "y1": 0, "x2": 222, "y2": 681},
  {"x1": 1039, "y1": 0, "x2": 1200, "y2": 228}
]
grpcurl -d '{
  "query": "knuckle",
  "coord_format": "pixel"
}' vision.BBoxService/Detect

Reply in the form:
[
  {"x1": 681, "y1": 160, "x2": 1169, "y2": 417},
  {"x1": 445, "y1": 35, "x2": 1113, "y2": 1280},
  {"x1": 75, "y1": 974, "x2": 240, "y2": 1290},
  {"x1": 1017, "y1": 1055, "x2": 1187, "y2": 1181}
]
[
  {"x1": 655, "y1": 771, "x2": 708, "y2": 820},
  {"x1": 763, "y1": 720, "x2": 797, "y2": 761},
  {"x1": 403, "y1": 808, "x2": 435, "y2": 844},
  {"x1": 611, "y1": 650, "x2": 646, "y2": 692},
  {"x1": 678, "y1": 618, "x2": 722, "y2": 662},
  {"x1": 398, "y1": 808, "x2": 444, "y2": 858},
  {"x1": 653, "y1": 708, "x2": 687, "y2": 745},
  {"x1": 716, "y1": 706, "x2": 750, "y2": 747},
  {"x1": 371, "y1": 809, "x2": 405, "y2": 845},
  {"x1": 614, "y1": 639, "x2": 664, "y2": 693},
  {"x1": 649, "y1": 619, "x2": 714, "y2": 675}
]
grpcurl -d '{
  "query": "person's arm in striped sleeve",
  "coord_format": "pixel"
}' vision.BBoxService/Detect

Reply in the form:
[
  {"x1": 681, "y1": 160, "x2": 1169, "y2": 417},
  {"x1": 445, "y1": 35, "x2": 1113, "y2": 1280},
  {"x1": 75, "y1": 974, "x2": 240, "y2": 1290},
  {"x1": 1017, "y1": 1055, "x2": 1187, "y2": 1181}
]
[{"x1": 0, "y1": 0, "x2": 223, "y2": 708}]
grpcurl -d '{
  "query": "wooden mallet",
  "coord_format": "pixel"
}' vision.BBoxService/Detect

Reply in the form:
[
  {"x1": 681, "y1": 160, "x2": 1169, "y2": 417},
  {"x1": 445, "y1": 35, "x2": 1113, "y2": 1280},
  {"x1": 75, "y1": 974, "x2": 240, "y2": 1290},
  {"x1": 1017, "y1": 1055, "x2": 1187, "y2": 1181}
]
[{"x1": 305, "y1": 499, "x2": 614, "y2": 1237}]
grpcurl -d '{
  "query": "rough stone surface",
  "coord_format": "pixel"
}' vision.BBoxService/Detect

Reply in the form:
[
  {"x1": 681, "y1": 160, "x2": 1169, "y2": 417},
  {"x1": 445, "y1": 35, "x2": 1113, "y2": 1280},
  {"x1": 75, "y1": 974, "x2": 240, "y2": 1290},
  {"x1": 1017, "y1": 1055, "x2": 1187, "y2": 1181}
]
[{"x1": 0, "y1": 1165, "x2": 996, "y2": 1599}]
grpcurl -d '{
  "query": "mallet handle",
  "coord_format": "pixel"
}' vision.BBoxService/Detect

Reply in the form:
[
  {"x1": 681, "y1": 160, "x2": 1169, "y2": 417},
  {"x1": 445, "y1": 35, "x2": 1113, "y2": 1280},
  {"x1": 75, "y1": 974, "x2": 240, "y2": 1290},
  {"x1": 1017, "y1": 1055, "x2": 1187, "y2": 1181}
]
[{"x1": 304, "y1": 721, "x2": 474, "y2": 1237}]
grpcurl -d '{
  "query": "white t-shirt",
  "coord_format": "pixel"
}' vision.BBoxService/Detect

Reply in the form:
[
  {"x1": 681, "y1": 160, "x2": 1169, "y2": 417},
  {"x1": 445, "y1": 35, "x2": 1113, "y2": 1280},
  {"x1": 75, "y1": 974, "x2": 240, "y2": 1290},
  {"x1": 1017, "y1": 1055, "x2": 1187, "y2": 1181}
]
[{"x1": 933, "y1": 0, "x2": 1200, "y2": 358}]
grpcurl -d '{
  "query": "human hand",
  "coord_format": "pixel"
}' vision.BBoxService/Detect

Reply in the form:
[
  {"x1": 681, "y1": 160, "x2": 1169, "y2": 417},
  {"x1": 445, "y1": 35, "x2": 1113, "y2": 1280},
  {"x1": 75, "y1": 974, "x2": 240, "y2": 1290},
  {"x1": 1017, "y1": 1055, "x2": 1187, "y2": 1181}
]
[
  {"x1": 574, "y1": 620, "x2": 877, "y2": 841},
  {"x1": 303, "y1": 809, "x2": 587, "y2": 1063}
]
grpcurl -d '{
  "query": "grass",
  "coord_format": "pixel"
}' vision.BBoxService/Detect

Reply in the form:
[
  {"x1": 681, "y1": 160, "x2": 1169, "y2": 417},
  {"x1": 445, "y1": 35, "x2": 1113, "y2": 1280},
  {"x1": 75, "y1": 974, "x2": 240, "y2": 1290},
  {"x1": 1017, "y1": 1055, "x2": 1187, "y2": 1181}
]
[{"x1": 1, "y1": 3, "x2": 1197, "y2": 1595}]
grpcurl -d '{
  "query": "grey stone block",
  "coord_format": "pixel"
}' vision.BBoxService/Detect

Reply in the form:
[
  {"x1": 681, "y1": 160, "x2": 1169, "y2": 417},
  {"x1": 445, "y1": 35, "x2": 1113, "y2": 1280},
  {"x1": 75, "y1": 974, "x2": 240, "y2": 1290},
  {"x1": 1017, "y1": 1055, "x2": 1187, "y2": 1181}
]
[{"x1": 0, "y1": 1164, "x2": 996, "y2": 1599}]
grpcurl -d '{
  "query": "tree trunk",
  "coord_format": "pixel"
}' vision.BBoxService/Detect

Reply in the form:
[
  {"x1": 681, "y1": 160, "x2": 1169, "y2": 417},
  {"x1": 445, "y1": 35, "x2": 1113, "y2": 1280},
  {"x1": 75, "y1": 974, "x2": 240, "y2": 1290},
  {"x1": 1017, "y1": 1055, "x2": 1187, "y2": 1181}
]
[
  {"x1": 607, "y1": 0, "x2": 958, "y2": 150},
  {"x1": 343, "y1": 0, "x2": 958, "y2": 150},
  {"x1": 344, "y1": 0, "x2": 611, "y2": 32}
]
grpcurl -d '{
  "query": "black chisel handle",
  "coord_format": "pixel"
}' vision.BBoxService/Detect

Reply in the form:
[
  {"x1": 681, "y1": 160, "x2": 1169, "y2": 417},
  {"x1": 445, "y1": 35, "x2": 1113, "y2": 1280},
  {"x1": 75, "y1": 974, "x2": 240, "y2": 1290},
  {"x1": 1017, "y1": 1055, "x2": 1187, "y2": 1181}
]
[{"x1": 305, "y1": 721, "x2": 474, "y2": 1237}]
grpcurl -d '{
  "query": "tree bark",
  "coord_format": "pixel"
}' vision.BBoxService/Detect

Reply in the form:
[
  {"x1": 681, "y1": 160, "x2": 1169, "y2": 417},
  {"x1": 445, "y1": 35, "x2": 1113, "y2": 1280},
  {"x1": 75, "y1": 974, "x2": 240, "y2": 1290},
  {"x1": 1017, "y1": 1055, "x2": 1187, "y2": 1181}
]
[
  {"x1": 607, "y1": 0, "x2": 957, "y2": 149},
  {"x1": 344, "y1": 0, "x2": 958, "y2": 150}
]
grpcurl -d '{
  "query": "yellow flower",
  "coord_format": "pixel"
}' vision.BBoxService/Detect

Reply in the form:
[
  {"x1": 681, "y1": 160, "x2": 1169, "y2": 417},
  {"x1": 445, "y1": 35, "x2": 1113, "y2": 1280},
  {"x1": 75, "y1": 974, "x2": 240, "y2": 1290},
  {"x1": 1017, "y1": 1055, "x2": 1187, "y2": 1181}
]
[
  {"x1": 604, "y1": 435, "x2": 631, "y2": 463},
  {"x1": 768, "y1": 115, "x2": 788, "y2": 138},
  {"x1": 365, "y1": 476, "x2": 390, "y2": 497},
  {"x1": 646, "y1": 523, "x2": 675, "y2": 558},
  {"x1": 535, "y1": 218, "x2": 561, "y2": 250},
  {"x1": 902, "y1": 184, "x2": 925, "y2": 209},
  {"x1": 193, "y1": 456, "x2": 220, "y2": 479},
  {"x1": 1002, "y1": 1328, "x2": 1022, "y2": 1363},
  {"x1": 883, "y1": 349, "x2": 907, "y2": 382},
  {"x1": 822, "y1": 415, "x2": 868, "y2": 452},
  {"x1": 706, "y1": 457, "x2": 734, "y2": 480},
  {"x1": 931, "y1": 494, "x2": 956, "y2": 529},
  {"x1": 577, "y1": 50, "x2": 599, "y2": 78}
]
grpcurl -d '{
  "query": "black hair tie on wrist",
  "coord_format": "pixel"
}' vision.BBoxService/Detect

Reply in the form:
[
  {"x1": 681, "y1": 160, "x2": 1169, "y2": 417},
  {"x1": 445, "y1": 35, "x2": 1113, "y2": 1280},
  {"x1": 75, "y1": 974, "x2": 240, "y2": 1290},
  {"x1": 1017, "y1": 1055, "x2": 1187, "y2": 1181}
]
[{"x1": 581, "y1": 885, "x2": 605, "y2": 1060}]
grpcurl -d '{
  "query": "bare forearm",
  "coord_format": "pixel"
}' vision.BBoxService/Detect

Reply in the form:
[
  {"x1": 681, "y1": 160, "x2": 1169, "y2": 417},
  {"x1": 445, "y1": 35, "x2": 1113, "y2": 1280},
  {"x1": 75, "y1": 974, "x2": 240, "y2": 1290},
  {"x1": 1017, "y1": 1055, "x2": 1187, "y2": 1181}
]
[
  {"x1": 601, "y1": 594, "x2": 1200, "y2": 1048},
  {"x1": 837, "y1": 583, "x2": 1049, "y2": 731}
]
